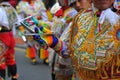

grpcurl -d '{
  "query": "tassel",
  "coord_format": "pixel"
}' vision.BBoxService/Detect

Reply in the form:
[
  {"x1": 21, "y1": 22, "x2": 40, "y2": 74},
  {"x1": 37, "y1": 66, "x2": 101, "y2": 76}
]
[
  {"x1": 26, "y1": 47, "x2": 29, "y2": 58},
  {"x1": 26, "y1": 47, "x2": 36, "y2": 58},
  {"x1": 40, "y1": 48, "x2": 48, "y2": 60}
]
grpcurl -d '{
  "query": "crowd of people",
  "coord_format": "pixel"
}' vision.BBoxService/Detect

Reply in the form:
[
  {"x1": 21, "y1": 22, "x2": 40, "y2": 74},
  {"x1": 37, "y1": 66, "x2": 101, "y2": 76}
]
[{"x1": 0, "y1": 0, "x2": 120, "y2": 80}]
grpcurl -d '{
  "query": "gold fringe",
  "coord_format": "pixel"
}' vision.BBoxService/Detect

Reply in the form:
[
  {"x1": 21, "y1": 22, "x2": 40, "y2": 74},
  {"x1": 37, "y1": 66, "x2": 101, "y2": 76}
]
[{"x1": 71, "y1": 51, "x2": 120, "y2": 80}]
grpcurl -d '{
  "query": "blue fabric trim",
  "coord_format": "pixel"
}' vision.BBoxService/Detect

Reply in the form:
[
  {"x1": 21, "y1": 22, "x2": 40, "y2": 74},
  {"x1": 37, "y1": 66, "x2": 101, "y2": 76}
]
[{"x1": 50, "y1": 35, "x2": 58, "y2": 48}]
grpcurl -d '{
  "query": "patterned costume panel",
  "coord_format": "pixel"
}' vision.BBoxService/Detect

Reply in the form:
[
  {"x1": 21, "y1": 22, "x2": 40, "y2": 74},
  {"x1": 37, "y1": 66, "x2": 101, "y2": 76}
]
[
  {"x1": 0, "y1": 41, "x2": 8, "y2": 64},
  {"x1": 69, "y1": 9, "x2": 120, "y2": 79}
]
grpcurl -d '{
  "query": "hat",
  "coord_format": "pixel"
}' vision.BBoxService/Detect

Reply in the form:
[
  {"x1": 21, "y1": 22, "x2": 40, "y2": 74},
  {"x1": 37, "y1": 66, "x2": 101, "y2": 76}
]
[{"x1": 50, "y1": 2, "x2": 62, "y2": 14}]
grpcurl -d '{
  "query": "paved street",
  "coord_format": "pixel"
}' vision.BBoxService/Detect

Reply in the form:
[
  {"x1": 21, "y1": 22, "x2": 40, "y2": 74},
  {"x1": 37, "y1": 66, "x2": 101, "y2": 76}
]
[
  {"x1": 14, "y1": 47, "x2": 52, "y2": 80},
  {"x1": 12, "y1": 31, "x2": 52, "y2": 80}
]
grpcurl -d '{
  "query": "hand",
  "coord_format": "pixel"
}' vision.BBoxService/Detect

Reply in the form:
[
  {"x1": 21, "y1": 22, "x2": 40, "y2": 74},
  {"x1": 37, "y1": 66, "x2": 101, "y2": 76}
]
[{"x1": 60, "y1": 41, "x2": 70, "y2": 58}]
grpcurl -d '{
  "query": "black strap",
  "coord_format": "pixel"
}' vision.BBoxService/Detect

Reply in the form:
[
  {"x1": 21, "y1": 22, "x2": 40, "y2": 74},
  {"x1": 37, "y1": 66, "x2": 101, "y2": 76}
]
[
  {"x1": 0, "y1": 26, "x2": 11, "y2": 32},
  {"x1": 111, "y1": 7, "x2": 117, "y2": 12}
]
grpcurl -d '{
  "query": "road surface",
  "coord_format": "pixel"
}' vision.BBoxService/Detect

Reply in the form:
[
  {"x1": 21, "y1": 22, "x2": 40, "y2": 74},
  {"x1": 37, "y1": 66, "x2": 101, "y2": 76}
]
[{"x1": 14, "y1": 47, "x2": 52, "y2": 80}]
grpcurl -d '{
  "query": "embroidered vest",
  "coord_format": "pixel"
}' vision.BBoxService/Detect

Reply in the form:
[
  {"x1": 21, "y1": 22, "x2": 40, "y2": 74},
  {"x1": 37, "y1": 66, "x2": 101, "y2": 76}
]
[{"x1": 69, "y1": 9, "x2": 120, "y2": 80}]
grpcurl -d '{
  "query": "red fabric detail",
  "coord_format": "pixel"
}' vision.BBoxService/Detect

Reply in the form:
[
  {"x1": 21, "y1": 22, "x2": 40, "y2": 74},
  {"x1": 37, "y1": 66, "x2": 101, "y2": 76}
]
[
  {"x1": 0, "y1": 63, "x2": 6, "y2": 70},
  {"x1": 0, "y1": 32, "x2": 15, "y2": 54},
  {"x1": 64, "y1": 0, "x2": 68, "y2": 6},
  {"x1": 98, "y1": 23, "x2": 101, "y2": 32},
  {"x1": 28, "y1": 47, "x2": 36, "y2": 59},
  {"x1": 0, "y1": 32, "x2": 16, "y2": 70},
  {"x1": 5, "y1": 54, "x2": 16, "y2": 65},
  {"x1": 9, "y1": 0, "x2": 17, "y2": 8},
  {"x1": 63, "y1": 6, "x2": 70, "y2": 10},
  {"x1": 23, "y1": 0, "x2": 28, "y2": 1},
  {"x1": 117, "y1": 10, "x2": 120, "y2": 15},
  {"x1": 96, "y1": 11, "x2": 102, "y2": 17},
  {"x1": 85, "y1": 10, "x2": 92, "y2": 13},
  {"x1": 44, "y1": 50, "x2": 49, "y2": 59},
  {"x1": 55, "y1": 8, "x2": 63, "y2": 17}
]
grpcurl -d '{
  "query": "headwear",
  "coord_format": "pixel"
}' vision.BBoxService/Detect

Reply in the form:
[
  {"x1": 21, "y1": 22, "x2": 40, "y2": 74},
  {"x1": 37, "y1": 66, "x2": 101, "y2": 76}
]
[{"x1": 50, "y1": 2, "x2": 62, "y2": 14}]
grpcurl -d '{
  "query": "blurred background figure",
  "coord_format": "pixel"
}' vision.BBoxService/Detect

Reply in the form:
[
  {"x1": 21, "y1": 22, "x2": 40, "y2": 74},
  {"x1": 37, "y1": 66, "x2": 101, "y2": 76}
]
[
  {"x1": 16, "y1": 0, "x2": 48, "y2": 65},
  {"x1": 48, "y1": 0, "x2": 78, "y2": 80}
]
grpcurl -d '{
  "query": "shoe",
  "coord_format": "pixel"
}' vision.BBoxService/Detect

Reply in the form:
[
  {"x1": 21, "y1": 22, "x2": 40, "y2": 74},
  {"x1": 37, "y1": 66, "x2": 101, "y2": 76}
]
[
  {"x1": 31, "y1": 59, "x2": 37, "y2": 65},
  {"x1": 43, "y1": 58, "x2": 49, "y2": 65},
  {"x1": 11, "y1": 78, "x2": 17, "y2": 80}
]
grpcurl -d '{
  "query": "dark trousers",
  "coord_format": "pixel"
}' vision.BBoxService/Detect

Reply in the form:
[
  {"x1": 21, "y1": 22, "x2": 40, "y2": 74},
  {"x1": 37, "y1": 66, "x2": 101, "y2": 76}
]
[
  {"x1": 0, "y1": 69, "x2": 5, "y2": 79},
  {"x1": 51, "y1": 73, "x2": 56, "y2": 80}
]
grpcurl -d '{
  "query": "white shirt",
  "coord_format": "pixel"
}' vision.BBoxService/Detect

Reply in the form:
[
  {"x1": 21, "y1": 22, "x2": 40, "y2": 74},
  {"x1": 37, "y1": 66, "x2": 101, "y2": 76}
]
[{"x1": 0, "y1": 7, "x2": 9, "y2": 29}]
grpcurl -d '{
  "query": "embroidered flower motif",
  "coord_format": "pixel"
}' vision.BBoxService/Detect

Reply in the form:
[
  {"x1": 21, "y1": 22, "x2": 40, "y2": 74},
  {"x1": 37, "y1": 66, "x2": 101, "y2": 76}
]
[
  {"x1": 81, "y1": 53, "x2": 90, "y2": 64},
  {"x1": 97, "y1": 39, "x2": 105, "y2": 48}
]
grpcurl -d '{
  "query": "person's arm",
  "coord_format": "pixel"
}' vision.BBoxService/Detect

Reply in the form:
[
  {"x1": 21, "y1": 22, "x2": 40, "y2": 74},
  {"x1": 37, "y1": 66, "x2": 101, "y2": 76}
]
[{"x1": 33, "y1": 26, "x2": 70, "y2": 58}]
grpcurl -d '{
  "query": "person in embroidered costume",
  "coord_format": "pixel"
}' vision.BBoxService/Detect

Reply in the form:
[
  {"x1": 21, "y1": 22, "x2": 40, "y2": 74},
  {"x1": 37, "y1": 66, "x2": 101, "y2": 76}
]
[
  {"x1": 0, "y1": 0, "x2": 18, "y2": 80},
  {"x1": 48, "y1": 0, "x2": 94, "y2": 79},
  {"x1": 16, "y1": 0, "x2": 49, "y2": 65},
  {"x1": 68, "y1": 0, "x2": 120, "y2": 79}
]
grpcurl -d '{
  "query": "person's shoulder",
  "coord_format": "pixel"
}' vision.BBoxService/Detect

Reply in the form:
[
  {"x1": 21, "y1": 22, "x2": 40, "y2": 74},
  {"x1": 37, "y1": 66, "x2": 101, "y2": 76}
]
[
  {"x1": 0, "y1": 4, "x2": 4, "y2": 12},
  {"x1": 0, "y1": 7, "x2": 3, "y2": 12}
]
